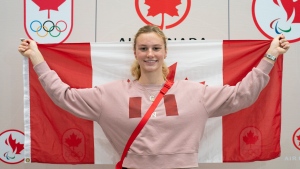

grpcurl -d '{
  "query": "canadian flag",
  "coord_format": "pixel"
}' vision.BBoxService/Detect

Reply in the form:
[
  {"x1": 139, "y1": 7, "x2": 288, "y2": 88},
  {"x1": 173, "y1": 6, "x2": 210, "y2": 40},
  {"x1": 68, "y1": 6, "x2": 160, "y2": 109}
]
[{"x1": 23, "y1": 40, "x2": 282, "y2": 164}]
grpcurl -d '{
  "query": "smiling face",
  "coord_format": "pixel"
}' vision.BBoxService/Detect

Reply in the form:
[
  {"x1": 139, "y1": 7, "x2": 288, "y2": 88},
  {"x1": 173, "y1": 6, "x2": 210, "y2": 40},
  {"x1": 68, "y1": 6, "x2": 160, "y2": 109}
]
[{"x1": 134, "y1": 32, "x2": 167, "y2": 77}]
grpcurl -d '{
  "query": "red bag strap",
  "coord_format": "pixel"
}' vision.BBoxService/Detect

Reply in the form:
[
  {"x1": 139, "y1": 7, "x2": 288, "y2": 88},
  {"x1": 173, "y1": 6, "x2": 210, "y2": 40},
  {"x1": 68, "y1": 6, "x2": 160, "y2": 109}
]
[{"x1": 116, "y1": 80, "x2": 174, "y2": 169}]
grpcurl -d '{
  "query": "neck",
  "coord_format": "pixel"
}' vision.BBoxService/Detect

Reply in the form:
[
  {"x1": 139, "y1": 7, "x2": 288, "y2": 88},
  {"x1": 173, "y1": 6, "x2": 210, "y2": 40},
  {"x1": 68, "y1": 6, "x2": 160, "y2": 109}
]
[{"x1": 138, "y1": 73, "x2": 165, "y2": 85}]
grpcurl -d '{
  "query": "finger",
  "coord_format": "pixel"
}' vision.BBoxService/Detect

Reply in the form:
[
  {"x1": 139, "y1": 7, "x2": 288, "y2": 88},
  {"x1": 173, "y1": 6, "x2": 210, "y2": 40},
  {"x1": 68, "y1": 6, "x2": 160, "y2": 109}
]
[
  {"x1": 279, "y1": 34, "x2": 285, "y2": 40},
  {"x1": 19, "y1": 43, "x2": 28, "y2": 49},
  {"x1": 280, "y1": 38, "x2": 288, "y2": 42},
  {"x1": 18, "y1": 47, "x2": 25, "y2": 53},
  {"x1": 18, "y1": 46, "x2": 28, "y2": 52},
  {"x1": 279, "y1": 39, "x2": 288, "y2": 48},
  {"x1": 18, "y1": 48, "x2": 24, "y2": 53},
  {"x1": 282, "y1": 44, "x2": 290, "y2": 49},
  {"x1": 279, "y1": 41, "x2": 284, "y2": 48},
  {"x1": 24, "y1": 39, "x2": 31, "y2": 44},
  {"x1": 281, "y1": 41, "x2": 289, "y2": 47},
  {"x1": 279, "y1": 44, "x2": 289, "y2": 51},
  {"x1": 21, "y1": 40, "x2": 30, "y2": 46}
]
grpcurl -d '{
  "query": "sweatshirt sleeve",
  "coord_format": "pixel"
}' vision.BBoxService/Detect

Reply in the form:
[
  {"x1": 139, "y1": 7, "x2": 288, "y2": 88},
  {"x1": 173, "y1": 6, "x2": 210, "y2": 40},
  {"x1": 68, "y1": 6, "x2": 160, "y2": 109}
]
[
  {"x1": 203, "y1": 59, "x2": 274, "y2": 118},
  {"x1": 33, "y1": 61, "x2": 102, "y2": 121}
]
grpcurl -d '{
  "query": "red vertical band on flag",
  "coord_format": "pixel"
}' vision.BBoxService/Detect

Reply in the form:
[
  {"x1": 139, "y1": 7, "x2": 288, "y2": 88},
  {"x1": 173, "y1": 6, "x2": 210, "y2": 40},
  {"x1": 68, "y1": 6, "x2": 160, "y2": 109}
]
[
  {"x1": 129, "y1": 97, "x2": 142, "y2": 118},
  {"x1": 164, "y1": 94, "x2": 179, "y2": 116},
  {"x1": 30, "y1": 43, "x2": 94, "y2": 163},
  {"x1": 222, "y1": 40, "x2": 281, "y2": 162}
]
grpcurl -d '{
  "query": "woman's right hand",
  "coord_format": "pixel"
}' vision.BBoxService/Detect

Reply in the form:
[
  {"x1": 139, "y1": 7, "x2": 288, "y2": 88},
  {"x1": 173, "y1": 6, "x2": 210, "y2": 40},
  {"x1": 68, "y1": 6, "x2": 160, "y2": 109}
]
[
  {"x1": 18, "y1": 39, "x2": 44, "y2": 66},
  {"x1": 18, "y1": 39, "x2": 39, "y2": 58}
]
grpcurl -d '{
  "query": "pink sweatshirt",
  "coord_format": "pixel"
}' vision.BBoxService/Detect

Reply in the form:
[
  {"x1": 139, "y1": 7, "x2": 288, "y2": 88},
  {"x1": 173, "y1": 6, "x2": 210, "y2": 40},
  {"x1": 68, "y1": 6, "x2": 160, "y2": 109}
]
[{"x1": 34, "y1": 59, "x2": 273, "y2": 169}]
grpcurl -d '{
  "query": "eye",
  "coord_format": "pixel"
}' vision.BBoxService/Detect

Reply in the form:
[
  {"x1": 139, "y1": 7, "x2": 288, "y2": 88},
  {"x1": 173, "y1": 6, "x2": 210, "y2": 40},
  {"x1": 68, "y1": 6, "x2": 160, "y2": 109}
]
[
  {"x1": 139, "y1": 47, "x2": 147, "y2": 51},
  {"x1": 153, "y1": 47, "x2": 161, "y2": 51}
]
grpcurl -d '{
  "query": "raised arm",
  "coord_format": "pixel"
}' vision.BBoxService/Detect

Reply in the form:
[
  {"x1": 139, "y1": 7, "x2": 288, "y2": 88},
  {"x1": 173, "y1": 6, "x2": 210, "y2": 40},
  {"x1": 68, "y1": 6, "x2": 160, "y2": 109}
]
[
  {"x1": 18, "y1": 39, "x2": 102, "y2": 121},
  {"x1": 205, "y1": 34, "x2": 290, "y2": 117}
]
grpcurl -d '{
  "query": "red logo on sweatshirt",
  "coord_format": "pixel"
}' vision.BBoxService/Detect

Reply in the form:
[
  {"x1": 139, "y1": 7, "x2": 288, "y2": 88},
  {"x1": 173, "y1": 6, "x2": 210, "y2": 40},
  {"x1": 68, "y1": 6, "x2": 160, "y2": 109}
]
[
  {"x1": 129, "y1": 94, "x2": 179, "y2": 118},
  {"x1": 135, "y1": 0, "x2": 191, "y2": 30},
  {"x1": 128, "y1": 62, "x2": 205, "y2": 118}
]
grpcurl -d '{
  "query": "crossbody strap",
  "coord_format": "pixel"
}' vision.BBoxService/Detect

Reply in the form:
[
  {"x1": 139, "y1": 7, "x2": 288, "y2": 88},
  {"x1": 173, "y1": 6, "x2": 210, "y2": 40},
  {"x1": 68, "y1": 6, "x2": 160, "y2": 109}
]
[{"x1": 115, "y1": 80, "x2": 173, "y2": 169}]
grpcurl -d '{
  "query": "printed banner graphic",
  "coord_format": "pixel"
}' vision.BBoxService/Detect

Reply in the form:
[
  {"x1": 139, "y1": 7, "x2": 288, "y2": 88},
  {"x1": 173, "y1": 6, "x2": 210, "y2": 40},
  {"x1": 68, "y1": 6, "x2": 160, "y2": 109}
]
[
  {"x1": 24, "y1": 0, "x2": 73, "y2": 44},
  {"x1": 23, "y1": 40, "x2": 282, "y2": 164},
  {"x1": 0, "y1": 130, "x2": 24, "y2": 164},
  {"x1": 135, "y1": 0, "x2": 191, "y2": 29},
  {"x1": 252, "y1": 0, "x2": 300, "y2": 43}
]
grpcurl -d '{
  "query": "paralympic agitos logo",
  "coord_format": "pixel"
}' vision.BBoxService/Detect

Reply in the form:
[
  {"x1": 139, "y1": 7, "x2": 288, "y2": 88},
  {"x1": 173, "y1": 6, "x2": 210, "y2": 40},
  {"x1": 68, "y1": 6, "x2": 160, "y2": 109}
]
[
  {"x1": 24, "y1": 0, "x2": 73, "y2": 44},
  {"x1": 252, "y1": 0, "x2": 300, "y2": 43},
  {"x1": 0, "y1": 130, "x2": 24, "y2": 164}
]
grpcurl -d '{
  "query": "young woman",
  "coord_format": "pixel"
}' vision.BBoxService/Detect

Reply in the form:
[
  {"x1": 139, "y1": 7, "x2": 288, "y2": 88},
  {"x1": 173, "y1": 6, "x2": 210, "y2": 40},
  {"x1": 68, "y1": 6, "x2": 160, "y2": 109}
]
[{"x1": 18, "y1": 25, "x2": 290, "y2": 169}]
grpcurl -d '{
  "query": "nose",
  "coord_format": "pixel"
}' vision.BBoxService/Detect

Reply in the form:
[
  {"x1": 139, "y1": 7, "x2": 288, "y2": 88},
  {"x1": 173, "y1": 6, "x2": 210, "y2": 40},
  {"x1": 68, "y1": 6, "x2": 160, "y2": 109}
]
[{"x1": 147, "y1": 49, "x2": 154, "y2": 57}]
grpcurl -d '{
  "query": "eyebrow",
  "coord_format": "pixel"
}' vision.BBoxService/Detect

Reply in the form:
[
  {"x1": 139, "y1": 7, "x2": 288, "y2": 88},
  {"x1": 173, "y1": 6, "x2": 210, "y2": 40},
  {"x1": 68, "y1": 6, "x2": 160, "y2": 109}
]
[{"x1": 137, "y1": 44, "x2": 163, "y2": 47}]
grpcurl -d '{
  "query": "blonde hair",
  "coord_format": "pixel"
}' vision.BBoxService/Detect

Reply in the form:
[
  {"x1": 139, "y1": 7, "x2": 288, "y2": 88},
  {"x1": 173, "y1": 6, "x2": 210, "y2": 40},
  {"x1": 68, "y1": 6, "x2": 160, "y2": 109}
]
[{"x1": 131, "y1": 25, "x2": 169, "y2": 80}]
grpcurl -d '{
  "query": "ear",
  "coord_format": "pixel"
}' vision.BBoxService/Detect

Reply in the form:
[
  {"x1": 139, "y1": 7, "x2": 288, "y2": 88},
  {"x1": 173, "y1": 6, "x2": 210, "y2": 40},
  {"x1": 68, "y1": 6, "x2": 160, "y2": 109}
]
[{"x1": 134, "y1": 50, "x2": 137, "y2": 59}]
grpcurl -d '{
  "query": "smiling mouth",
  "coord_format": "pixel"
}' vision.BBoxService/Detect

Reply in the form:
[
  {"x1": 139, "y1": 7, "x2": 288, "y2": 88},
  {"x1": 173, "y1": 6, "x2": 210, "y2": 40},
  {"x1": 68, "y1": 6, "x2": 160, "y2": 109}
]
[{"x1": 144, "y1": 60, "x2": 158, "y2": 63}]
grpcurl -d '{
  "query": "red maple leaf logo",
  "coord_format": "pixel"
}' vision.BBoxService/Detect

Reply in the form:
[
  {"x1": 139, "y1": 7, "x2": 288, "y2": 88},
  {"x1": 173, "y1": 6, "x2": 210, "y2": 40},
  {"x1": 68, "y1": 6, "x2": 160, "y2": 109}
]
[
  {"x1": 5, "y1": 134, "x2": 24, "y2": 154},
  {"x1": 65, "y1": 133, "x2": 82, "y2": 150},
  {"x1": 145, "y1": 0, "x2": 181, "y2": 17},
  {"x1": 32, "y1": 0, "x2": 66, "y2": 19},
  {"x1": 145, "y1": 0, "x2": 181, "y2": 28},
  {"x1": 243, "y1": 130, "x2": 258, "y2": 145},
  {"x1": 297, "y1": 134, "x2": 300, "y2": 146}
]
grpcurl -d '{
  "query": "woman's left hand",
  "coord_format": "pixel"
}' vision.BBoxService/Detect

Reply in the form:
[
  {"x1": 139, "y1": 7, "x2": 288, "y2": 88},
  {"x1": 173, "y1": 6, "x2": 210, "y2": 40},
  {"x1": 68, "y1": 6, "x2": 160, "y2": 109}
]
[{"x1": 267, "y1": 34, "x2": 290, "y2": 57}]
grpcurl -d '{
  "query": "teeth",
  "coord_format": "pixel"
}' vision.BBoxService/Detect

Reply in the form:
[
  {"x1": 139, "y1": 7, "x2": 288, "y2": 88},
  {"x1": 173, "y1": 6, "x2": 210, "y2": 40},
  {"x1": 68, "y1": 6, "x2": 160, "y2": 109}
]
[{"x1": 145, "y1": 60, "x2": 156, "y2": 62}]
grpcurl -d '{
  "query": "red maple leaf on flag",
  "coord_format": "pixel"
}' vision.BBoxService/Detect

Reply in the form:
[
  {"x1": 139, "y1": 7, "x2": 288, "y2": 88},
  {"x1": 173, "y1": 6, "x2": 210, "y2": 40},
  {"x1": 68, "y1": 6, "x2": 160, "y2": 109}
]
[
  {"x1": 65, "y1": 133, "x2": 82, "y2": 150},
  {"x1": 243, "y1": 130, "x2": 258, "y2": 145},
  {"x1": 32, "y1": 0, "x2": 66, "y2": 19},
  {"x1": 145, "y1": 0, "x2": 181, "y2": 29},
  {"x1": 5, "y1": 134, "x2": 24, "y2": 154},
  {"x1": 185, "y1": 77, "x2": 206, "y2": 84},
  {"x1": 167, "y1": 62, "x2": 206, "y2": 84}
]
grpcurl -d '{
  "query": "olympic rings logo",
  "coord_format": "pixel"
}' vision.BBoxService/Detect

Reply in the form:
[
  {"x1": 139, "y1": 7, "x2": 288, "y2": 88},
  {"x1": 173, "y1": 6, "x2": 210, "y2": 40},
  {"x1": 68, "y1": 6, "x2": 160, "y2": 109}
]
[{"x1": 30, "y1": 20, "x2": 68, "y2": 37}]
